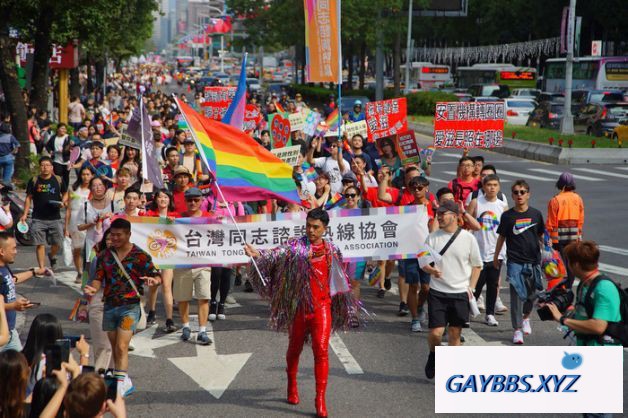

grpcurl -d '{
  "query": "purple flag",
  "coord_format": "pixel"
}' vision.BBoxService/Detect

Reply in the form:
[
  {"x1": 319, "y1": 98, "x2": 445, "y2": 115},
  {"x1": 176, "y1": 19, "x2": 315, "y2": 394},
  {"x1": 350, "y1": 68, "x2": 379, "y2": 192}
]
[{"x1": 127, "y1": 100, "x2": 164, "y2": 189}]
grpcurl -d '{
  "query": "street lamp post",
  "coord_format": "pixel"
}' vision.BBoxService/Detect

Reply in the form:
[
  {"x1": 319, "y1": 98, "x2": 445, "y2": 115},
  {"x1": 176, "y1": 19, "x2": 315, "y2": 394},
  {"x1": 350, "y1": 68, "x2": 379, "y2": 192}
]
[
  {"x1": 561, "y1": 0, "x2": 576, "y2": 135},
  {"x1": 403, "y1": 0, "x2": 413, "y2": 95}
]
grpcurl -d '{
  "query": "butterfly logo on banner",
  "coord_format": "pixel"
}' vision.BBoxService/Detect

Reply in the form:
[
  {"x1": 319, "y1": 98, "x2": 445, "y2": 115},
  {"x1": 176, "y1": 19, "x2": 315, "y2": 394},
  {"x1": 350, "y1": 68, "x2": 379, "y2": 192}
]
[{"x1": 271, "y1": 113, "x2": 291, "y2": 149}]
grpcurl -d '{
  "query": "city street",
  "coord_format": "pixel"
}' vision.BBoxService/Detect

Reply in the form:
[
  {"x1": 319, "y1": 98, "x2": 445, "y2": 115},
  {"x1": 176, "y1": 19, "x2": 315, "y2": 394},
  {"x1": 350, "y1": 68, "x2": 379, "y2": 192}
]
[{"x1": 11, "y1": 142, "x2": 628, "y2": 417}]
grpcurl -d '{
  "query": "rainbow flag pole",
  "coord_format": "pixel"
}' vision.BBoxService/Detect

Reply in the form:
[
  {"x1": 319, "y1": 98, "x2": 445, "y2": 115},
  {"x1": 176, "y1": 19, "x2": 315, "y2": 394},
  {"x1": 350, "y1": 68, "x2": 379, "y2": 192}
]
[{"x1": 172, "y1": 94, "x2": 267, "y2": 286}]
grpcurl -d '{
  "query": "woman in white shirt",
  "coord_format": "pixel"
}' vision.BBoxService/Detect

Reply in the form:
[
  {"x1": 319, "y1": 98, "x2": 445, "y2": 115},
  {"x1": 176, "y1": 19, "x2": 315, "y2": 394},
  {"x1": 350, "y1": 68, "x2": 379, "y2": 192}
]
[
  {"x1": 76, "y1": 177, "x2": 113, "y2": 256},
  {"x1": 64, "y1": 167, "x2": 94, "y2": 283}
]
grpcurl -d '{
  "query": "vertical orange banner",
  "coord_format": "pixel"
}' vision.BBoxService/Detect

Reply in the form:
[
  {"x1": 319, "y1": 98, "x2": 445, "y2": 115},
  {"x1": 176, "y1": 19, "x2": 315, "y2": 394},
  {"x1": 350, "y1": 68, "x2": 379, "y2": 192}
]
[{"x1": 304, "y1": 0, "x2": 340, "y2": 83}]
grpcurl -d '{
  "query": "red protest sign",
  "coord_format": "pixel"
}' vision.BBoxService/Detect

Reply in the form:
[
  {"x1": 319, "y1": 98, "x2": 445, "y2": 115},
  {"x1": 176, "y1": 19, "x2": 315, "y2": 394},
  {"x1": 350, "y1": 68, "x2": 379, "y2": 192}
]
[
  {"x1": 16, "y1": 42, "x2": 78, "y2": 69},
  {"x1": 201, "y1": 86, "x2": 236, "y2": 120},
  {"x1": 396, "y1": 130, "x2": 421, "y2": 165},
  {"x1": 269, "y1": 113, "x2": 292, "y2": 149},
  {"x1": 365, "y1": 98, "x2": 408, "y2": 141},
  {"x1": 433, "y1": 102, "x2": 505, "y2": 148},
  {"x1": 243, "y1": 104, "x2": 263, "y2": 133}
]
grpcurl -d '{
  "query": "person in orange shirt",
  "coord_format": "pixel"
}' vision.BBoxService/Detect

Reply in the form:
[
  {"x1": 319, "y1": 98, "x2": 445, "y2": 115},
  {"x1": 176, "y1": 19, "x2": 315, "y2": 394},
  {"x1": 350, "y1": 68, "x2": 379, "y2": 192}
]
[{"x1": 546, "y1": 172, "x2": 584, "y2": 288}]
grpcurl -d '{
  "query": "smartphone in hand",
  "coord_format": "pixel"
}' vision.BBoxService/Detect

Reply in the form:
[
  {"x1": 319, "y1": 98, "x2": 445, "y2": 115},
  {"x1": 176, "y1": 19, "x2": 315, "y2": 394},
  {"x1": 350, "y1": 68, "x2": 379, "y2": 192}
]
[
  {"x1": 104, "y1": 376, "x2": 118, "y2": 401},
  {"x1": 44, "y1": 344, "x2": 62, "y2": 378},
  {"x1": 55, "y1": 339, "x2": 71, "y2": 362}
]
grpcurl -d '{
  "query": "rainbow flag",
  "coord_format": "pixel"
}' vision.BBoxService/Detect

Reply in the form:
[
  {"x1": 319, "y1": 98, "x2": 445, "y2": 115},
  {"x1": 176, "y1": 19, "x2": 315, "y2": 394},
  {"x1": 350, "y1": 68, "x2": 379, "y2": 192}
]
[
  {"x1": 324, "y1": 192, "x2": 345, "y2": 210},
  {"x1": 326, "y1": 108, "x2": 340, "y2": 131},
  {"x1": 177, "y1": 100, "x2": 301, "y2": 204},
  {"x1": 368, "y1": 266, "x2": 382, "y2": 286},
  {"x1": 302, "y1": 164, "x2": 317, "y2": 182},
  {"x1": 417, "y1": 250, "x2": 431, "y2": 258},
  {"x1": 275, "y1": 101, "x2": 286, "y2": 113}
]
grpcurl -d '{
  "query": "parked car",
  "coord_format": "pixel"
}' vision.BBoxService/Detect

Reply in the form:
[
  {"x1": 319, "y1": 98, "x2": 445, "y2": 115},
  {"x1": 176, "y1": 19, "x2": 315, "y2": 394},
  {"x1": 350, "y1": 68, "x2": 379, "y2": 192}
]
[
  {"x1": 537, "y1": 92, "x2": 564, "y2": 103},
  {"x1": 611, "y1": 118, "x2": 628, "y2": 142},
  {"x1": 572, "y1": 89, "x2": 625, "y2": 105},
  {"x1": 526, "y1": 101, "x2": 564, "y2": 130},
  {"x1": 511, "y1": 88, "x2": 541, "y2": 99},
  {"x1": 340, "y1": 96, "x2": 371, "y2": 114},
  {"x1": 574, "y1": 102, "x2": 628, "y2": 137},
  {"x1": 504, "y1": 98, "x2": 537, "y2": 125},
  {"x1": 246, "y1": 78, "x2": 261, "y2": 93},
  {"x1": 468, "y1": 84, "x2": 510, "y2": 98},
  {"x1": 474, "y1": 96, "x2": 504, "y2": 103}
]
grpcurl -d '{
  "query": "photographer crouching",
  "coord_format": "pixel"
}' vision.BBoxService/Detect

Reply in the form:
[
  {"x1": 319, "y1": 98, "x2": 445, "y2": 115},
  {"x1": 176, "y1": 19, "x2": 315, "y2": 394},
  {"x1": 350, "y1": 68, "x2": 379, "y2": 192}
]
[{"x1": 545, "y1": 241, "x2": 624, "y2": 347}]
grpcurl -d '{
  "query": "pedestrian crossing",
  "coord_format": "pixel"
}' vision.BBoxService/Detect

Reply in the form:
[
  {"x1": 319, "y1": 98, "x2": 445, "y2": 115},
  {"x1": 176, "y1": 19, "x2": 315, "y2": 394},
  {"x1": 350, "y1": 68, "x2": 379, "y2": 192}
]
[{"x1": 433, "y1": 152, "x2": 628, "y2": 183}]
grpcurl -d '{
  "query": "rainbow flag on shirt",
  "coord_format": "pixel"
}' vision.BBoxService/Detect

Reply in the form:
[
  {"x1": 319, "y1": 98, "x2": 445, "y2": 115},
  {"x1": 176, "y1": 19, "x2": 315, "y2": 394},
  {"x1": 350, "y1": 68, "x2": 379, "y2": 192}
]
[{"x1": 176, "y1": 100, "x2": 300, "y2": 204}]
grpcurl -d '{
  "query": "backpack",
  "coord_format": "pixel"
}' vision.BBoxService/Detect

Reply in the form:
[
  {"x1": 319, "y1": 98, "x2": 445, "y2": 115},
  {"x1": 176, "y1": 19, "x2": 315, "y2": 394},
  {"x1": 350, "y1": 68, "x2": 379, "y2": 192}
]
[
  {"x1": 580, "y1": 274, "x2": 628, "y2": 347},
  {"x1": 451, "y1": 178, "x2": 477, "y2": 203},
  {"x1": 470, "y1": 189, "x2": 506, "y2": 203}
]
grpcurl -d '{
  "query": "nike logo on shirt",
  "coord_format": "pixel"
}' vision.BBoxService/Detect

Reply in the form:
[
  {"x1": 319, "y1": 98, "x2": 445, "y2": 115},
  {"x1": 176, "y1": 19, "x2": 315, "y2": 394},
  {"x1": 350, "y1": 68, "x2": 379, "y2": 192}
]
[{"x1": 513, "y1": 223, "x2": 537, "y2": 235}]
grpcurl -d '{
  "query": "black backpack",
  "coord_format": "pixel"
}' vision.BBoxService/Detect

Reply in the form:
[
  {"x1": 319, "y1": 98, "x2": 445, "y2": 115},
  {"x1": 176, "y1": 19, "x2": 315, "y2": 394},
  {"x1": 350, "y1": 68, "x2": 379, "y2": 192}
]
[{"x1": 580, "y1": 275, "x2": 628, "y2": 347}]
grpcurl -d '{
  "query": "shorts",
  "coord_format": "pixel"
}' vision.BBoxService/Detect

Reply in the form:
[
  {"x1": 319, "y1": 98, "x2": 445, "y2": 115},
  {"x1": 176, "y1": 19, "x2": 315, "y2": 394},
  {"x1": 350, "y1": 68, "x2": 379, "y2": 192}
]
[
  {"x1": 173, "y1": 268, "x2": 211, "y2": 302},
  {"x1": 103, "y1": 303, "x2": 141, "y2": 332},
  {"x1": 31, "y1": 218, "x2": 63, "y2": 247},
  {"x1": 399, "y1": 259, "x2": 430, "y2": 285},
  {"x1": 428, "y1": 289, "x2": 469, "y2": 329}
]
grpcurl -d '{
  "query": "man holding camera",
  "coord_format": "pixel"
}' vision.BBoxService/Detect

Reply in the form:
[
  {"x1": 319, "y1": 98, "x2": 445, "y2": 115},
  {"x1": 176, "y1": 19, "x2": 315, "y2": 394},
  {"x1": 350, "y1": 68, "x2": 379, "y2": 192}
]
[{"x1": 546, "y1": 241, "x2": 622, "y2": 347}]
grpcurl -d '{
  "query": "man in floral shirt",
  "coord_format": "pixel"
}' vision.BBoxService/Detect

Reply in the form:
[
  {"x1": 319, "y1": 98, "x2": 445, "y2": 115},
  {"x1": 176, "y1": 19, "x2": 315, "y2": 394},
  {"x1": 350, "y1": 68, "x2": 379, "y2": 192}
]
[{"x1": 85, "y1": 218, "x2": 161, "y2": 397}]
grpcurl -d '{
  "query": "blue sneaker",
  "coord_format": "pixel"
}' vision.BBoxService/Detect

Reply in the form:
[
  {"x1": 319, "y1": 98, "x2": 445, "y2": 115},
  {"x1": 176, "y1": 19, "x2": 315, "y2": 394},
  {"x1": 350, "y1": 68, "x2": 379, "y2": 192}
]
[
  {"x1": 118, "y1": 376, "x2": 135, "y2": 398},
  {"x1": 181, "y1": 326, "x2": 191, "y2": 341},
  {"x1": 197, "y1": 331, "x2": 212, "y2": 346}
]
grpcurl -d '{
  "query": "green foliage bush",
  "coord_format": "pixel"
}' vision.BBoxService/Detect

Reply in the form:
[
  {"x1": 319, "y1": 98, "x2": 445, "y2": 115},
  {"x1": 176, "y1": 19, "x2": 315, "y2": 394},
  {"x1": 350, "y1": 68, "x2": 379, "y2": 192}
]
[
  {"x1": 405, "y1": 92, "x2": 459, "y2": 115},
  {"x1": 289, "y1": 85, "x2": 458, "y2": 115}
]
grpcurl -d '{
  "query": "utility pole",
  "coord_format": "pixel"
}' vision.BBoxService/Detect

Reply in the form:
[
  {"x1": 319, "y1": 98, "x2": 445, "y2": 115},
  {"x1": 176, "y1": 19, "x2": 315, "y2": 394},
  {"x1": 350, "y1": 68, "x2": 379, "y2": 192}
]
[
  {"x1": 403, "y1": 0, "x2": 413, "y2": 95},
  {"x1": 560, "y1": 0, "x2": 576, "y2": 135}
]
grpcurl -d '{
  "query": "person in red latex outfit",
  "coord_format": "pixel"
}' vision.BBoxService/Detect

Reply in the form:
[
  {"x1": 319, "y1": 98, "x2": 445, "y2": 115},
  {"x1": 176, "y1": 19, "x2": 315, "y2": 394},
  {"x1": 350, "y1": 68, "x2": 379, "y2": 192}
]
[{"x1": 244, "y1": 208, "x2": 360, "y2": 418}]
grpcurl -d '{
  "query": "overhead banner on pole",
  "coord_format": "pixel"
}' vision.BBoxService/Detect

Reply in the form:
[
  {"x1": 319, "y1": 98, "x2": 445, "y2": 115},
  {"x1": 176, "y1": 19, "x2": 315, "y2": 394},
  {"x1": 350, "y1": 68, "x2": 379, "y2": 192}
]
[
  {"x1": 304, "y1": 0, "x2": 340, "y2": 83},
  {"x1": 128, "y1": 206, "x2": 427, "y2": 268}
]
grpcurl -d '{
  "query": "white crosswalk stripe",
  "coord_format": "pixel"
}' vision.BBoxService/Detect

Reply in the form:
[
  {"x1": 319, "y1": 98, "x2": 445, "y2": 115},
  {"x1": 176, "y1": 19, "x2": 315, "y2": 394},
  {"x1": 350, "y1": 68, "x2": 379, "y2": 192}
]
[
  {"x1": 528, "y1": 168, "x2": 604, "y2": 181},
  {"x1": 599, "y1": 245, "x2": 628, "y2": 257},
  {"x1": 572, "y1": 167, "x2": 628, "y2": 179},
  {"x1": 491, "y1": 169, "x2": 554, "y2": 182},
  {"x1": 615, "y1": 167, "x2": 628, "y2": 171}
]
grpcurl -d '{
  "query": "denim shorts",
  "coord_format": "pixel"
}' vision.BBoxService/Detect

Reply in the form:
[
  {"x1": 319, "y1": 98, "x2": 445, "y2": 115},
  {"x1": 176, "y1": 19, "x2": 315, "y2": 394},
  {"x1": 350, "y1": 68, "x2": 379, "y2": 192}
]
[
  {"x1": 103, "y1": 304, "x2": 141, "y2": 332},
  {"x1": 399, "y1": 258, "x2": 430, "y2": 285}
]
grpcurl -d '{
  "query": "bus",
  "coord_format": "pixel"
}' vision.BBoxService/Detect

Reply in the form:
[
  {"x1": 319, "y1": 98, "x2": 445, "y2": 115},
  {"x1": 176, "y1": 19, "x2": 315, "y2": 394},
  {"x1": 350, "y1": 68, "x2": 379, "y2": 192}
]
[
  {"x1": 543, "y1": 56, "x2": 628, "y2": 92},
  {"x1": 455, "y1": 63, "x2": 537, "y2": 90},
  {"x1": 402, "y1": 62, "x2": 453, "y2": 89}
]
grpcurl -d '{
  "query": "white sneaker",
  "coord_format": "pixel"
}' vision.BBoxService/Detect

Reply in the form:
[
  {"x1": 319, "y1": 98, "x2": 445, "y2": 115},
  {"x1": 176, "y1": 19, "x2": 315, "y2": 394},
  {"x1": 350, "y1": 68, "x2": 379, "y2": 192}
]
[
  {"x1": 117, "y1": 375, "x2": 135, "y2": 398},
  {"x1": 411, "y1": 319, "x2": 422, "y2": 332},
  {"x1": 513, "y1": 330, "x2": 524, "y2": 345},
  {"x1": 128, "y1": 340, "x2": 135, "y2": 352},
  {"x1": 522, "y1": 318, "x2": 532, "y2": 335},
  {"x1": 477, "y1": 295, "x2": 485, "y2": 312},
  {"x1": 208, "y1": 313, "x2": 217, "y2": 321},
  {"x1": 224, "y1": 295, "x2": 237, "y2": 305},
  {"x1": 495, "y1": 296, "x2": 508, "y2": 314},
  {"x1": 485, "y1": 315, "x2": 499, "y2": 326}
]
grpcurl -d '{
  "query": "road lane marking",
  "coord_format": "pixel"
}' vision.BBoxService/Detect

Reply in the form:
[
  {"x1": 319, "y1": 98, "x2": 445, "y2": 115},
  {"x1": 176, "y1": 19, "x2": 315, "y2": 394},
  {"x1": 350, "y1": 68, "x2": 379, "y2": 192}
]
[
  {"x1": 441, "y1": 152, "x2": 462, "y2": 158},
  {"x1": 528, "y1": 168, "x2": 604, "y2": 181},
  {"x1": 573, "y1": 168, "x2": 628, "y2": 179},
  {"x1": 426, "y1": 176, "x2": 450, "y2": 184},
  {"x1": 330, "y1": 333, "x2": 364, "y2": 375},
  {"x1": 599, "y1": 245, "x2": 628, "y2": 257},
  {"x1": 599, "y1": 263, "x2": 628, "y2": 277},
  {"x1": 168, "y1": 315, "x2": 252, "y2": 399},
  {"x1": 616, "y1": 167, "x2": 628, "y2": 171},
  {"x1": 493, "y1": 169, "x2": 553, "y2": 181}
]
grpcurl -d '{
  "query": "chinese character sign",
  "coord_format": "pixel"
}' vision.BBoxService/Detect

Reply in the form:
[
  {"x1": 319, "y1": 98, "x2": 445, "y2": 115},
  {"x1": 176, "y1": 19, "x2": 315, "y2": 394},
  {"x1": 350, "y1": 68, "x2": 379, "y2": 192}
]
[
  {"x1": 128, "y1": 206, "x2": 428, "y2": 268},
  {"x1": 243, "y1": 104, "x2": 263, "y2": 133},
  {"x1": 396, "y1": 130, "x2": 421, "y2": 165},
  {"x1": 365, "y1": 98, "x2": 408, "y2": 141},
  {"x1": 304, "y1": 0, "x2": 340, "y2": 83},
  {"x1": 433, "y1": 101, "x2": 505, "y2": 149},
  {"x1": 201, "y1": 86, "x2": 237, "y2": 120}
]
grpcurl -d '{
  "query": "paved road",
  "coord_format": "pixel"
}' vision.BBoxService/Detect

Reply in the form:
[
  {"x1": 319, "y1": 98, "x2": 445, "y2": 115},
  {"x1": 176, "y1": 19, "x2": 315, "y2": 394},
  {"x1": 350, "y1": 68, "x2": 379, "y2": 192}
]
[{"x1": 8, "y1": 125, "x2": 627, "y2": 417}]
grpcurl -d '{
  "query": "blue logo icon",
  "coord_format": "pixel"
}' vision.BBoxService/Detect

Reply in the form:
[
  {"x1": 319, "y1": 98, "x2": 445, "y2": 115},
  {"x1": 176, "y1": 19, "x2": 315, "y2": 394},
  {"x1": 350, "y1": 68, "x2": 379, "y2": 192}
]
[{"x1": 561, "y1": 352, "x2": 583, "y2": 370}]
